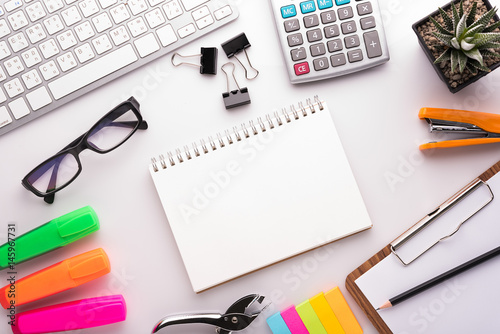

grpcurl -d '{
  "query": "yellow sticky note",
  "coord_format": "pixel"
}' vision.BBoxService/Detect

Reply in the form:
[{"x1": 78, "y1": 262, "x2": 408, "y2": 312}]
[
  {"x1": 324, "y1": 287, "x2": 363, "y2": 334},
  {"x1": 296, "y1": 300, "x2": 327, "y2": 334},
  {"x1": 309, "y1": 292, "x2": 345, "y2": 334}
]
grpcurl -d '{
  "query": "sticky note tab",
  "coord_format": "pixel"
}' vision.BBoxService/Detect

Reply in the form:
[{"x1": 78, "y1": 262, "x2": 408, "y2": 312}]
[
  {"x1": 309, "y1": 292, "x2": 345, "y2": 334},
  {"x1": 281, "y1": 306, "x2": 309, "y2": 334},
  {"x1": 296, "y1": 300, "x2": 327, "y2": 334},
  {"x1": 324, "y1": 287, "x2": 363, "y2": 334},
  {"x1": 267, "y1": 312, "x2": 292, "y2": 334}
]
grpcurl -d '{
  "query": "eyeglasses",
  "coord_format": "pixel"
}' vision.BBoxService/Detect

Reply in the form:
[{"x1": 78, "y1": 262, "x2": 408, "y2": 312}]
[{"x1": 22, "y1": 97, "x2": 148, "y2": 204}]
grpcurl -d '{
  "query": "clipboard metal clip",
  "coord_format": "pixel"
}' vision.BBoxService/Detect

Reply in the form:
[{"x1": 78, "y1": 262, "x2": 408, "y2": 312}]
[{"x1": 390, "y1": 178, "x2": 494, "y2": 266}]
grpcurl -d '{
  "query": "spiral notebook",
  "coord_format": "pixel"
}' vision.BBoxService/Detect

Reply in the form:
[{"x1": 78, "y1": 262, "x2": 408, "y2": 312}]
[{"x1": 149, "y1": 97, "x2": 372, "y2": 292}]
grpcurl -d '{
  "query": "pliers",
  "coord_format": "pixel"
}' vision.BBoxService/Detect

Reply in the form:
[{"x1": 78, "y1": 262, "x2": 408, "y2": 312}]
[
  {"x1": 152, "y1": 294, "x2": 268, "y2": 333},
  {"x1": 419, "y1": 108, "x2": 500, "y2": 150}
]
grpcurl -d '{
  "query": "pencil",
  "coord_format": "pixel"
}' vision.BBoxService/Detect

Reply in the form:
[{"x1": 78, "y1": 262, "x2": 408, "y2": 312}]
[{"x1": 376, "y1": 245, "x2": 500, "y2": 310}]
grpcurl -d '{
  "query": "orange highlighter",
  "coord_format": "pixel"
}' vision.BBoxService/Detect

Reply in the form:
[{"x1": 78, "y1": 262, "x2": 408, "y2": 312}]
[
  {"x1": 419, "y1": 108, "x2": 500, "y2": 150},
  {"x1": 0, "y1": 248, "x2": 110, "y2": 309}
]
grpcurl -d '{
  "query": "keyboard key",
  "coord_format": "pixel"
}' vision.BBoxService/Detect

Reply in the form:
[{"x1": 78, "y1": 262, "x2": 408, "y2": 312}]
[
  {"x1": 56, "y1": 52, "x2": 77, "y2": 71},
  {"x1": 43, "y1": 15, "x2": 64, "y2": 35},
  {"x1": 320, "y1": 10, "x2": 335, "y2": 24},
  {"x1": 306, "y1": 28, "x2": 322, "y2": 42},
  {"x1": 8, "y1": 97, "x2": 30, "y2": 119},
  {"x1": 338, "y1": 6, "x2": 353, "y2": 20},
  {"x1": 214, "y1": 5, "x2": 232, "y2": 20},
  {"x1": 335, "y1": 0, "x2": 350, "y2": 5},
  {"x1": 26, "y1": 86, "x2": 52, "y2": 110},
  {"x1": 127, "y1": 17, "x2": 148, "y2": 37},
  {"x1": 145, "y1": 9, "x2": 165, "y2": 28},
  {"x1": 4, "y1": 78, "x2": 25, "y2": 98},
  {"x1": 363, "y1": 30, "x2": 382, "y2": 58},
  {"x1": 300, "y1": 1, "x2": 316, "y2": 14},
  {"x1": 163, "y1": 0, "x2": 183, "y2": 20},
  {"x1": 281, "y1": 5, "x2": 296, "y2": 19},
  {"x1": 284, "y1": 19, "x2": 300, "y2": 33},
  {"x1": 57, "y1": 30, "x2": 78, "y2": 50},
  {"x1": 304, "y1": 14, "x2": 319, "y2": 28},
  {"x1": 0, "y1": 67, "x2": 6, "y2": 81},
  {"x1": 0, "y1": 42, "x2": 11, "y2": 61},
  {"x1": 192, "y1": 5, "x2": 210, "y2": 20},
  {"x1": 40, "y1": 39, "x2": 60, "y2": 58},
  {"x1": 344, "y1": 34, "x2": 360, "y2": 48},
  {"x1": 75, "y1": 43, "x2": 95, "y2": 63},
  {"x1": 110, "y1": 25, "x2": 130, "y2": 45},
  {"x1": 134, "y1": 33, "x2": 160, "y2": 57},
  {"x1": 5, "y1": 1, "x2": 23, "y2": 12},
  {"x1": 357, "y1": 2, "x2": 372, "y2": 15},
  {"x1": 79, "y1": 0, "x2": 100, "y2": 17},
  {"x1": 21, "y1": 69, "x2": 42, "y2": 89},
  {"x1": 128, "y1": 0, "x2": 148, "y2": 15},
  {"x1": 0, "y1": 88, "x2": 6, "y2": 102},
  {"x1": 0, "y1": 6, "x2": 4, "y2": 16},
  {"x1": 310, "y1": 42, "x2": 326, "y2": 56},
  {"x1": 148, "y1": 0, "x2": 165, "y2": 6},
  {"x1": 287, "y1": 33, "x2": 303, "y2": 47},
  {"x1": 26, "y1": 23, "x2": 46, "y2": 43},
  {"x1": 156, "y1": 24, "x2": 177, "y2": 46},
  {"x1": 21, "y1": 48, "x2": 42, "y2": 67},
  {"x1": 313, "y1": 57, "x2": 329, "y2": 70},
  {"x1": 75, "y1": 21, "x2": 96, "y2": 41},
  {"x1": 61, "y1": 6, "x2": 82, "y2": 26},
  {"x1": 43, "y1": 0, "x2": 64, "y2": 13},
  {"x1": 290, "y1": 47, "x2": 306, "y2": 61},
  {"x1": 92, "y1": 35, "x2": 113, "y2": 54},
  {"x1": 92, "y1": 12, "x2": 113, "y2": 32},
  {"x1": 195, "y1": 14, "x2": 214, "y2": 30},
  {"x1": 39, "y1": 60, "x2": 60, "y2": 80},
  {"x1": 26, "y1": 2, "x2": 47, "y2": 22},
  {"x1": 180, "y1": 0, "x2": 209, "y2": 11},
  {"x1": 317, "y1": 0, "x2": 333, "y2": 9},
  {"x1": 360, "y1": 16, "x2": 376, "y2": 30},
  {"x1": 4, "y1": 56, "x2": 24, "y2": 76},
  {"x1": 347, "y1": 49, "x2": 363, "y2": 62},
  {"x1": 97, "y1": 0, "x2": 117, "y2": 9},
  {"x1": 178, "y1": 23, "x2": 196, "y2": 38},
  {"x1": 294, "y1": 62, "x2": 310, "y2": 75},
  {"x1": 327, "y1": 38, "x2": 342, "y2": 52},
  {"x1": 341, "y1": 20, "x2": 356, "y2": 34},
  {"x1": 330, "y1": 53, "x2": 346, "y2": 66},
  {"x1": 8, "y1": 10, "x2": 29, "y2": 30},
  {"x1": 0, "y1": 19, "x2": 11, "y2": 38},
  {"x1": 9, "y1": 32, "x2": 29, "y2": 52},
  {"x1": 0, "y1": 106, "x2": 12, "y2": 129},
  {"x1": 109, "y1": 4, "x2": 130, "y2": 24}
]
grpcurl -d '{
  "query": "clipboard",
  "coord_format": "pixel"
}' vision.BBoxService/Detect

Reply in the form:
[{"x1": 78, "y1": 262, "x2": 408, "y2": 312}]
[{"x1": 345, "y1": 160, "x2": 500, "y2": 334}]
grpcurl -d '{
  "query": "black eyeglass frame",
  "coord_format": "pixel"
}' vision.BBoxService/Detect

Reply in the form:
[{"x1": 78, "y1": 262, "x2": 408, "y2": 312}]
[{"x1": 22, "y1": 96, "x2": 148, "y2": 203}]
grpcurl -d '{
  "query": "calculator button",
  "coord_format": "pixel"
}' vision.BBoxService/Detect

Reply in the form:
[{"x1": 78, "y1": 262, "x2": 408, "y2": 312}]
[
  {"x1": 338, "y1": 6, "x2": 353, "y2": 20},
  {"x1": 284, "y1": 18, "x2": 300, "y2": 32},
  {"x1": 327, "y1": 38, "x2": 342, "y2": 52},
  {"x1": 357, "y1": 2, "x2": 372, "y2": 15},
  {"x1": 294, "y1": 61, "x2": 310, "y2": 75},
  {"x1": 347, "y1": 49, "x2": 363, "y2": 62},
  {"x1": 344, "y1": 34, "x2": 360, "y2": 48},
  {"x1": 306, "y1": 28, "x2": 322, "y2": 42},
  {"x1": 281, "y1": 5, "x2": 297, "y2": 18},
  {"x1": 341, "y1": 20, "x2": 357, "y2": 34},
  {"x1": 300, "y1": 1, "x2": 316, "y2": 14},
  {"x1": 335, "y1": 0, "x2": 350, "y2": 5},
  {"x1": 324, "y1": 24, "x2": 339, "y2": 38},
  {"x1": 317, "y1": 0, "x2": 333, "y2": 9},
  {"x1": 291, "y1": 47, "x2": 307, "y2": 61},
  {"x1": 331, "y1": 53, "x2": 346, "y2": 66},
  {"x1": 303, "y1": 14, "x2": 319, "y2": 28},
  {"x1": 360, "y1": 16, "x2": 376, "y2": 30},
  {"x1": 320, "y1": 10, "x2": 336, "y2": 24},
  {"x1": 310, "y1": 42, "x2": 326, "y2": 56},
  {"x1": 313, "y1": 57, "x2": 329, "y2": 70},
  {"x1": 363, "y1": 30, "x2": 382, "y2": 58},
  {"x1": 287, "y1": 33, "x2": 304, "y2": 47}
]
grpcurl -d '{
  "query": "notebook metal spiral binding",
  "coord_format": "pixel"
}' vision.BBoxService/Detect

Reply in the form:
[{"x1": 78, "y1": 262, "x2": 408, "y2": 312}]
[{"x1": 151, "y1": 96, "x2": 324, "y2": 172}]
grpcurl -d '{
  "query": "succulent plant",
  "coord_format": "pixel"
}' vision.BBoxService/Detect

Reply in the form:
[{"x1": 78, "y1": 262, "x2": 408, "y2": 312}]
[{"x1": 431, "y1": 0, "x2": 500, "y2": 74}]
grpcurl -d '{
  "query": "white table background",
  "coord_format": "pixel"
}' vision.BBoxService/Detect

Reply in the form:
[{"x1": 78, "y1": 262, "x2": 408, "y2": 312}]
[{"x1": 2, "y1": 0, "x2": 500, "y2": 333}]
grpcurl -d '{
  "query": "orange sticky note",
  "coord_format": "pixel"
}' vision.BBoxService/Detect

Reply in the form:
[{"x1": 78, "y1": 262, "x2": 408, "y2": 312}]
[
  {"x1": 324, "y1": 287, "x2": 362, "y2": 334},
  {"x1": 309, "y1": 292, "x2": 345, "y2": 334},
  {"x1": 0, "y1": 248, "x2": 110, "y2": 308}
]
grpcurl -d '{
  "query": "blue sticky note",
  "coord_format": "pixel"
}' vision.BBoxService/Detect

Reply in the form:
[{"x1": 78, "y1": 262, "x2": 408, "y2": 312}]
[
  {"x1": 335, "y1": 0, "x2": 350, "y2": 5},
  {"x1": 317, "y1": 0, "x2": 333, "y2": 9},
  {"x1": 267, "y1": 312, "x2": 292, "y2": 334},
  {"x1": 300, "y1": 1, "x2": 316, "y2": 14},
  {"x1": 281, "y1": 5, "x2": 297, "y2": 18}
]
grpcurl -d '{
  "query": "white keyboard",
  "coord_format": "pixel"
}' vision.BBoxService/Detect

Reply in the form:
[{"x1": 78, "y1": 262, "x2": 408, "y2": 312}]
[{"x1": 0, "y1": 0, "x2": 238, "y2": 136}]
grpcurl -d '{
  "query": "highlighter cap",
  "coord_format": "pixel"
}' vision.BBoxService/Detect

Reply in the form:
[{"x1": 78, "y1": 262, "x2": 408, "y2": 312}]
[
  {"x1": 12, "y1": 295, "x2": 127, "y2": 334},
  {"x1": 0, "y1": 206, "x2": 99, "y2": 269}
]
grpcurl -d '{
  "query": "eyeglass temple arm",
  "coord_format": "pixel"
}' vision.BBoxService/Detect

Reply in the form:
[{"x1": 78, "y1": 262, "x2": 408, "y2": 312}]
[
  {"x1": 102, "y1": 120, "x2": 148, "y2": 130},
  {"x1": 42, "y1": 156, "x2": 63, "y2": 204}
]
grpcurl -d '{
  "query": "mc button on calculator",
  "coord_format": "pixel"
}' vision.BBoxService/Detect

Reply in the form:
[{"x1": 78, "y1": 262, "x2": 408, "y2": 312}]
[{"x1": 270, "y1": 0, "x2": 389, "y2": 84}]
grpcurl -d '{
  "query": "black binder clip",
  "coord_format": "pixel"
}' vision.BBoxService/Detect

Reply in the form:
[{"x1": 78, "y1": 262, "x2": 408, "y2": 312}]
[
  {"x1": 221, "y1": 33, "x2": 259, "y2": 80},
  {"x1": 171, "y1": 47, "x2": 218, "y2": 75},
  {"x1": 152, "y1": 294, "x2": 269, "y2": 333},
  {"x1": 221, "y1": 62, "x2": 251, "y2": 109}
]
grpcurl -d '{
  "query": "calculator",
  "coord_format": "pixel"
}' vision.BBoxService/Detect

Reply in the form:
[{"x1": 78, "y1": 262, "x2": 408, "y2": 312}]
[{"x1": 269, "y1": 0, "x2": 390, "y2": 84}]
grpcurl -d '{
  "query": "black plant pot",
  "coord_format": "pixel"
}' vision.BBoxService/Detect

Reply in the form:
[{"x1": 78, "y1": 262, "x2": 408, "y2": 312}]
[{"x1": 412, "y1": 0, "x2": 500, "y2": 93}]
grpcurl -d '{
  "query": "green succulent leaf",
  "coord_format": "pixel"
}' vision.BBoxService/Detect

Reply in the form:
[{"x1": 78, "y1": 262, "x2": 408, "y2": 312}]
[
  {"x1": 466, "y1": 63, "x2": 479, "y2": 75},
  {"x1": 433, "y1": 32, "x2": 454, "y2": 46},
  {"x1": 451, "y1": 2, "x2": 461, "y2": 30},
  {"x1": 468, "y1": 58, "x2": 491, "y2": 72},
  {"x1": 429, "y1": 16, "x2": 453, "y2": 35},
  {"x1": 451, "y1": 37, "x2": 460, "y2": 49},
  {"x1": 477, "y1": 41, "x2": 500, "y2": 49},
  {"x1": 481, "y1": 49, "x2": 500, "y2": 58},
  {"x1": 455, "y1": 11, "x2": 467, "y2": 38},
  {"x1": 434, "y1": 48, "x2": 452, "y2": 63},
  {"x1": 472, "y1": 32, "x2": 500, "y2": 47},
  {"x1": 460, "y1": 39, "x2": 475, "y2": 50},
  {"x1": 459, "y1": 0, "x2": 464, "y2": 17},
  {"x1": 464, "y1": 24, "x2": 485, "y2": 38},
  {"x1": 466, "y1": 2, "x2": 478, "y2": 26},
  {"x1": 469, "y1": 7, "x2": 498, "y2": 31},
  {"x1": 483, "y1": 20, "x2": 500, "y2": 33},
  {"x1": 451, "y1": 49, "x2": 459, "y2": 73},
  {"x1": 439, "y1": 7, "x2": 455, "y2": 31},
  {"x1": 463, "y1": 48, "x2": 484, "y2": 65},
  {"x1": 457, "y1": 50, "x2": 468, "y2": 73}
]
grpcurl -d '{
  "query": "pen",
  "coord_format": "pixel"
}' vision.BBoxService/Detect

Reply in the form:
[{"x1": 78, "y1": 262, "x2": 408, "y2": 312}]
[
  {"x1": 0, "y1": 248, "x2": 110, "y2": 309},
  {"x1": 377, "y1": 245, "x2": 500, "y2": 310},
  {"x1": 0, "y1": 206, "x2": 99, "y2": 270}
]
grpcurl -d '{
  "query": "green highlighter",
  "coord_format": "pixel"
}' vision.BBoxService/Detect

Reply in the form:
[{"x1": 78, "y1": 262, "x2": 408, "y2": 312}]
[{"x1": 0, "y1": 206, "x2": 99, "y2": 270}]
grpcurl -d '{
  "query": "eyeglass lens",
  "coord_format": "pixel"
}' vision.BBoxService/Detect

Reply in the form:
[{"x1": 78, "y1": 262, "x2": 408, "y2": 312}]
[
  {"x1": 87, "y1": 106, "x2": 140, "y2": 152},
  {"x1": 27, "y1": 153, "x2": 79, "y2": 195}
]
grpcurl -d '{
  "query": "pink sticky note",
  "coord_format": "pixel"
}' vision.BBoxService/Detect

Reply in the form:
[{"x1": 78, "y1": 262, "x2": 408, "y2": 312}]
[{"x1": 281, "y1": 306, "x2": 309, "y2": 334}]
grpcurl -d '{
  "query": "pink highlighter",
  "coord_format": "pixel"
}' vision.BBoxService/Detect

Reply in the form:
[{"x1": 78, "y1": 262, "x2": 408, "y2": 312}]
[{"x1": 12, "y1": 295, "x2": 126, "y2": 334}]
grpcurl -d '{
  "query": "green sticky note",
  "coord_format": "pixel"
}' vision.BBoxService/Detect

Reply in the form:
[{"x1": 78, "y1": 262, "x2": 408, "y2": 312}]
[
  {"x1": 0, "y1": 206, "x2": 100, "y2": 270},
  {"x1": 296, "y1": 300, "x2": 328, "y2": 334}
]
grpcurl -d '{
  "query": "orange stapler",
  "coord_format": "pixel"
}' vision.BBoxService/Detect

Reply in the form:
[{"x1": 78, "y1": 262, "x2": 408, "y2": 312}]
[{"x1": 419, "y1": 108, "x2": 500, "y2": 150}]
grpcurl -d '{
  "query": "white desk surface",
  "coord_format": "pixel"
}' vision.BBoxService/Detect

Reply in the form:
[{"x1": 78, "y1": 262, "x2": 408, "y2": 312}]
[{"x1": 2, "y1": 1, "x2": 500, "y2": 333}]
